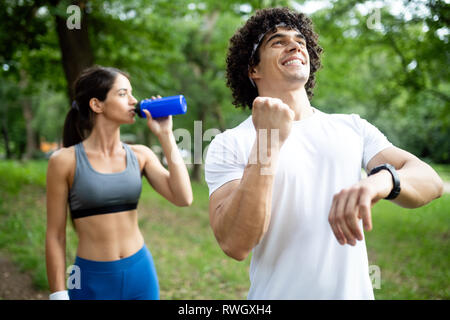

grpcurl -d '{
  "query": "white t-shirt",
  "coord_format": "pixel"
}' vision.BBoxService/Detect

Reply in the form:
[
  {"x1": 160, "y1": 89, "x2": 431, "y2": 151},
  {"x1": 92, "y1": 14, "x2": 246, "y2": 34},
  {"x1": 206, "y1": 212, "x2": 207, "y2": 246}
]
[{"x1": 205, "y1": 107, "x2": 393, "y2": 300}]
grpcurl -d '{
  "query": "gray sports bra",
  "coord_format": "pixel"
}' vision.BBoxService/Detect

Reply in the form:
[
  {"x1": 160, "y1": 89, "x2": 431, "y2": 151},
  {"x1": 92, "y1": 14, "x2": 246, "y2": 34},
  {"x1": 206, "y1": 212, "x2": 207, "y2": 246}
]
[{"x1": 68, "y1": 142, "x2": 142, "y2": 220}]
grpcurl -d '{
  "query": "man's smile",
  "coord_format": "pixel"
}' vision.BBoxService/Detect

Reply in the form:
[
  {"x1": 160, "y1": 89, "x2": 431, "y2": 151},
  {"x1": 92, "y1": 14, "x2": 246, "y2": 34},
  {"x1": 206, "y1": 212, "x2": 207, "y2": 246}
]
[{"x1": 281, "y1": 55, "x2": 306, "y2": 67}]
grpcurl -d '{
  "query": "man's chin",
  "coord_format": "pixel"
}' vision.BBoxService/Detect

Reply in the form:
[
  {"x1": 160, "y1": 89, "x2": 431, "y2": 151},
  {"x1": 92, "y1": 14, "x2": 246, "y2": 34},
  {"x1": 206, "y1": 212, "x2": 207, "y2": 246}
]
[{"x1": 285, "y1": 75, "x2": 309, "y2": 87}]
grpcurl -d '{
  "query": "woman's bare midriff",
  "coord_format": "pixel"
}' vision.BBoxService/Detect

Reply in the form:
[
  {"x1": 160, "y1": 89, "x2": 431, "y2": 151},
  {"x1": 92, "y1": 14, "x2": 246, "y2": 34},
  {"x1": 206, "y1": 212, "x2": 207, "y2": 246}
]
[{"x1": 73, "y1": 210, "x2": 144, "y2": 261}]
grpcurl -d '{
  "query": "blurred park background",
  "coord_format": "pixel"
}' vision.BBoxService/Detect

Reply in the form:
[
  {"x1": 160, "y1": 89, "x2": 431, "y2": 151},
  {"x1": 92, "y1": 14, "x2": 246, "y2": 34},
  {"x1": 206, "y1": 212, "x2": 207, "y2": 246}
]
[{"x1": 0, "y1": 0, "x2": 449, "y2": 299}]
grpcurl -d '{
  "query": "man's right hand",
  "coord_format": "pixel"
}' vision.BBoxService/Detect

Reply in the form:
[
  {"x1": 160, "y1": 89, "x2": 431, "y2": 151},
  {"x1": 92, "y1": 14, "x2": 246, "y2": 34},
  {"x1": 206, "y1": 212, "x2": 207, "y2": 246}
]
[{"x1": 252, "y1": 97, "x2": 295, "y2": 147}]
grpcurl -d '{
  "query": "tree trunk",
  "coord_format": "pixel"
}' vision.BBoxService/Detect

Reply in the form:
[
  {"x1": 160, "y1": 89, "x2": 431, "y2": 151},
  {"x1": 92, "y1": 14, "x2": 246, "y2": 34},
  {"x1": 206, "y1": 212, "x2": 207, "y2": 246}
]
[
  {"x1": 191, "y1": 160, "x2": 203, "y2": 182},
  {"x1": 145, "y1": 130, "x2": 153, "y2": 148},
  {"x1": 22, "y1": 100, "x2": 37, "y2": 160},
  {"x1": 190, "y1": 11, "x2": 219, "y2": 182},
  {"x1": 53, "y1": 0, "x2": 94, "y2": 100},
  {"x1": 191, "y1": 110, "x2": 205, "y2": 182},
  {"x1": 19, "y1": 69, "x2": 37, "y2": 160},
  {"x1": 214, "y1": 103, "x2": 226, "y2": 132},
  {"x1": 1, "y1": 121, "x2": 11, "y2": 159}
]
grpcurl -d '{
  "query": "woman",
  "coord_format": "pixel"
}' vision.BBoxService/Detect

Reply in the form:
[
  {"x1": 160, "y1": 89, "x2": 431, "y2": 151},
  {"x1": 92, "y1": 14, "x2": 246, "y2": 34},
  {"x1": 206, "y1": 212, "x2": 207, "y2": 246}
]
[{"x1": 45, "y1": 66, "x2": 193, "y2": 300}]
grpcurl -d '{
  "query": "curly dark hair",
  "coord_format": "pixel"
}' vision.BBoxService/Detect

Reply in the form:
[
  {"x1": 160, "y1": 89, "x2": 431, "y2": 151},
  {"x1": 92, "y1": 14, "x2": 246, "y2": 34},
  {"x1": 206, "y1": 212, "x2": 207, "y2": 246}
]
[{"x1": 226, "y1": 7, "x2": 323, "y2": 109}]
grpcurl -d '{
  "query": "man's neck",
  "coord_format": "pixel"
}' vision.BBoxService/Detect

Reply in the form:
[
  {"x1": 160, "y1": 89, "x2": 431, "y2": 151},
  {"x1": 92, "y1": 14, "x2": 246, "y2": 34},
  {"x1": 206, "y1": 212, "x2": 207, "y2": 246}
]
[{"x1": 258, "y1": 86, "x2": 313, "y2": 121}]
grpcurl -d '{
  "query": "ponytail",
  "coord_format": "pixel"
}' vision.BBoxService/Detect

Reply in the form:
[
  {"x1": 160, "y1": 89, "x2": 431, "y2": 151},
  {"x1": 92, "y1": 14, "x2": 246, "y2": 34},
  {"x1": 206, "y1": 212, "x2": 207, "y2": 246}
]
[{"x1": 62, "y1": 106, "x2": 93, "y2": 147}]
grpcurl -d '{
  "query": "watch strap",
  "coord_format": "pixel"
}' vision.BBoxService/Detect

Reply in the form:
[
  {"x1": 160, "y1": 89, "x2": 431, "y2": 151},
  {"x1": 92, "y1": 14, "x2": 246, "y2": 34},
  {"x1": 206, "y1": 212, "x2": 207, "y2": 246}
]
[{"x1": 368, "y1": 163, "x2": 401, "y2": 200}]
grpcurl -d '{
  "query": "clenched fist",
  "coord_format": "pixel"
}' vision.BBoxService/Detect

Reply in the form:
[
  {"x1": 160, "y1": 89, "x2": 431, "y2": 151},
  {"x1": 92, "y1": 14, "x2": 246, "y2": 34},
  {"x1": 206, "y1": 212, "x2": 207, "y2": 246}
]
[{"x1": 252, "y1": 97, "x2": 295, "y2": 147}]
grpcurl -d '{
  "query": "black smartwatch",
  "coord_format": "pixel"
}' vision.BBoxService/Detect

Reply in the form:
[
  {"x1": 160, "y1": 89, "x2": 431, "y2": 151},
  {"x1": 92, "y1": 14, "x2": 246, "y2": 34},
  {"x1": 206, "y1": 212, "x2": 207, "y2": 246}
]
[{"x1": 368, "y1": 163, "x2": 401, "y2": 200}]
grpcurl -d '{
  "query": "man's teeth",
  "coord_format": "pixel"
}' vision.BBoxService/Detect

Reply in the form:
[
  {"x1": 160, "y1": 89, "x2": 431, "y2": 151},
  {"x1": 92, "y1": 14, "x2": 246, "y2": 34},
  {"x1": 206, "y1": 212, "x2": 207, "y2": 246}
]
[{"x1": 284, "y1": 59, "x2": 302, "y2": 66}]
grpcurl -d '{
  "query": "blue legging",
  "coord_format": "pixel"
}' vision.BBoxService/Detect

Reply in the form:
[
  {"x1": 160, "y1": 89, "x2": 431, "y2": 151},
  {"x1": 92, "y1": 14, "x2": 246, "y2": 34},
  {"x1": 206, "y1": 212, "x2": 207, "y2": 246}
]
[{"x1": 68, "y1": 244, "x2": 159, "y2": 300}]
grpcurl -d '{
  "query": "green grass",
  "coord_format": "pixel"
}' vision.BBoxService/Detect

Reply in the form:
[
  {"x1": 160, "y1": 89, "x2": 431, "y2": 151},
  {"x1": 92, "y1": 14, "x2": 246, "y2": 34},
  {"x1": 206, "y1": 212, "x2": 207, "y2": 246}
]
[
  {"x1": 0, "y1": 160, "x2": 448, "y2": 299},
  {"x1": 0, "y1": 160, "x2": 79, "y2": 291},
  {"x1": 367, "y1": 195, "x2": 450, "y2": 299},
  {"x1": 0, "y1": 160, "x2": 49, "y2": 289},
  {"x1": 138, "y1": 181, "x2": 250, "y2": 299}
]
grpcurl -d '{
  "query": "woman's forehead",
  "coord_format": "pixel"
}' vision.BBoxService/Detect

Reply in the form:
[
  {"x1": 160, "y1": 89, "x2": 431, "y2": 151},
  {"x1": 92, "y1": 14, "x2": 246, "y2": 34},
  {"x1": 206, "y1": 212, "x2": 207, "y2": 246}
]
[{"x1": 112, "y1": 73, "x2": 131, "y2": 88}]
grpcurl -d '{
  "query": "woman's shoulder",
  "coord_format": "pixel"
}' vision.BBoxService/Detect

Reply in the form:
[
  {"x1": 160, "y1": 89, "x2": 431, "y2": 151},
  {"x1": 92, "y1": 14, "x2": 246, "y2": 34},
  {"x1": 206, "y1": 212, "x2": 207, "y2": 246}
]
[
  {"x1": 127, "y1": 144, "x2": 160, "y2": 171},
  {"x1": 128, "y1": 144, "x2": 160, "y2": 167},
  {"x1": 50, "y1": 145, "x2": 75, "y2": 159},
  {"x1": 48, "y1": 146, "x2": 76, "y2": 174},
  {"x1": 128, "y1": 144, "x2": 154, "y2": 156}
]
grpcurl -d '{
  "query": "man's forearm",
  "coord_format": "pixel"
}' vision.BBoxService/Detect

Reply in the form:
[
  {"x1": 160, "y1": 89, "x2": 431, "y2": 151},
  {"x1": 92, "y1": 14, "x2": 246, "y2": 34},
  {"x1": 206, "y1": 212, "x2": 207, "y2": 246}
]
[{"x1": 213, "y1": 140, "x2": 280, "y2": 260}]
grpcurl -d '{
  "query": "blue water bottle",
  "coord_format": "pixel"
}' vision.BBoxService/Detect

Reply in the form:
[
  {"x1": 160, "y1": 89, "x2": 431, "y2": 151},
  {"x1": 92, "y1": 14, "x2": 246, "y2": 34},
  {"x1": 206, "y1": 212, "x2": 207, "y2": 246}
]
[{"x1": 135, "y1": 95, "x2": 187, "y2": 118}]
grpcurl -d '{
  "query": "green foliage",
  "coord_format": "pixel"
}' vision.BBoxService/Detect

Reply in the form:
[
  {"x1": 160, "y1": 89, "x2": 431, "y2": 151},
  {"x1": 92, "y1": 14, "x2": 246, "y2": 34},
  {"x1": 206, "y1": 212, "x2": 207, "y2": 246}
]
[
  {"x1": 0, "y1": 0, "x2": 448, "y2": 163},
  {"x1": 311, "y1": 0, "x2": 449, "y2": 162}
]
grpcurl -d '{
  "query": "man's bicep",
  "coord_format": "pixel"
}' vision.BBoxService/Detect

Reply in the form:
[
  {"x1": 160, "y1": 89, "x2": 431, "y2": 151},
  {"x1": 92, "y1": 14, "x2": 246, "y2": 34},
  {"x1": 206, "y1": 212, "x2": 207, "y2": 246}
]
[{"x1": 366, "y1": 146, "x2": 418, "y2": 172}]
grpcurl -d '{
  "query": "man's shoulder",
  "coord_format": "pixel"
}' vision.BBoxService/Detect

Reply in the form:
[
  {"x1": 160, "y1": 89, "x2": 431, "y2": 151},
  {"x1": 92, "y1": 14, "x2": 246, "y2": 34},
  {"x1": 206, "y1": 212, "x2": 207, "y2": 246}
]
[
  {"x1": 317, "y1": 108, "x2": 360, "y2": 121},
  {"x1": 316, "y1": 108, "x2": 365, "y2": 130}
]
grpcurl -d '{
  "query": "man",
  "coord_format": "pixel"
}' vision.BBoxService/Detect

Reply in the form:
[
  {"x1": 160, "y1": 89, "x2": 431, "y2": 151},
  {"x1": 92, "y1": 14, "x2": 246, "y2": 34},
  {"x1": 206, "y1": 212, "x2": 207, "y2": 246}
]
[{"x1": 204, "y1": 8, "x2": 443, "y2": 299}]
